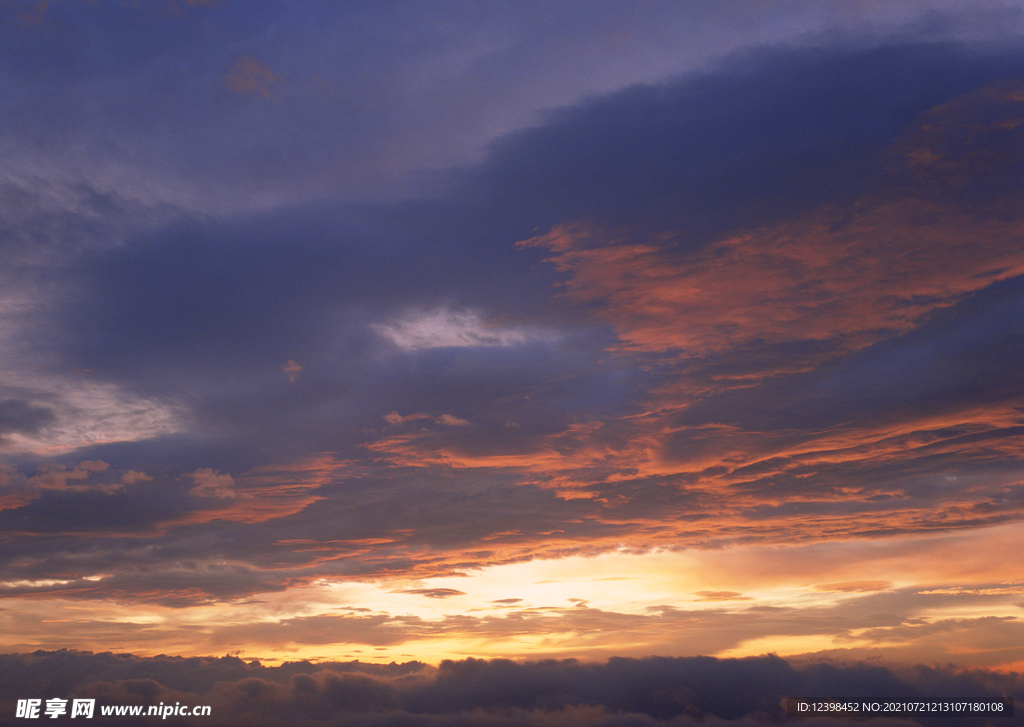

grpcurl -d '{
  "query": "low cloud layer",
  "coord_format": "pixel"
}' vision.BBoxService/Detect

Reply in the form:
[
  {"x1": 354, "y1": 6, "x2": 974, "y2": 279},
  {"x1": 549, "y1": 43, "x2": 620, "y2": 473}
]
[{"x1": 0, "y1": 652, "x2": 1018, "y2": 727}]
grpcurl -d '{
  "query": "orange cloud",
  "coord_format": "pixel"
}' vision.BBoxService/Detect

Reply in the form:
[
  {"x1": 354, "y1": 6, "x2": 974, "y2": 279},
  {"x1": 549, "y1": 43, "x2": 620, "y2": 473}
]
[
  {"x1": 518, "y1": 83, "x2": 1024, "y2": 362},
  {"x1": 518, "y1": 202, "x2": 1024, "y2": 358},
  {"x1": 120, "y1": 469, "x2": 152, "y2": 485},
  {"x1": 363, "y1": 420, "x2": 619, "y2": 483},
  {"x1": 420, "y1": 80, "x2": 1024, "y2": 549},
  {"x1": 691, "y1": 590, "x2": 752, "y2": 602},
  {"x1": 281, "y1": 359, "x2": 302, "y2": 383},
  {"x1": 814, "y1": 581, "x2": 892, "y2": 593},
  {"x1": 188, "y1": 467, "x2": 238, "y2": 498},
  {"x1": 165, "y1": 456, "x2": 335, "y2": 527},
  {"x1": 888, "y1": 79, "x2": 1024, "y2": 206},
  {"x1": 25, "y1": 460, "x2": 114, "y2": 492}
]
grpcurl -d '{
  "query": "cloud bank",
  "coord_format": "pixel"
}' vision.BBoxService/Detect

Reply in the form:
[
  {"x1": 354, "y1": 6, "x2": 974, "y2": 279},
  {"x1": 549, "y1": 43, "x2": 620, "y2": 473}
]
[{"x1": 0, "y1": 652, "x2": 1018, "y2": 727}]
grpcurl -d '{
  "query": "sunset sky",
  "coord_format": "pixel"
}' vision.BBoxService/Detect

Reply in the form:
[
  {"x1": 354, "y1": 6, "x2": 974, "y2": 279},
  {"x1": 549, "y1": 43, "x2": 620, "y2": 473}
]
[{"x1": 1, "y1": 0, "x2": 1024, "y2": 714}]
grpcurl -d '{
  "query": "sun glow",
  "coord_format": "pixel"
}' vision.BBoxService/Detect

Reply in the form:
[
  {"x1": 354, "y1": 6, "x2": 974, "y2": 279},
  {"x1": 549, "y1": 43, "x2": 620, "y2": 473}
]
[{"x1": 4, "y1": 525, "x2": 1022, "y2": 667}]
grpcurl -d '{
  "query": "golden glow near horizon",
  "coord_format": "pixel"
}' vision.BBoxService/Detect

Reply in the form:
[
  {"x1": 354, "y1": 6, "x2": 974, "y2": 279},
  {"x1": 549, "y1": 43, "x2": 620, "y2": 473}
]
[{"x1": 4, "y1": 523, "x2": 1022, "y2": 669}]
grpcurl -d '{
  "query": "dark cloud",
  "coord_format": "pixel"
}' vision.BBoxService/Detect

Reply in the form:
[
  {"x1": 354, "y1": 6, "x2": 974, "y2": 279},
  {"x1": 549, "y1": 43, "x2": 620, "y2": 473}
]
[
  {"x1": 668, "y1": 276, "x2": 1024, "y2": 435},
  {"x1": 0, "y1": 651, "x2": 1017, "y2": 727},
  {"x1": 399, "y1": 589, "x2": 467, "y2": 599},
  {"x1": 453, "y1": 42, "x2": 1024, "y2": 244},
  {"x1": 0, "y1": 399, "x2": 52, "y2": 436},
  {"x1": 18, "y1": 0, "x2": 985, "y2": 213},
  {"x1": 34, "y1": 41, "x2": 1022, "y2": 478}
]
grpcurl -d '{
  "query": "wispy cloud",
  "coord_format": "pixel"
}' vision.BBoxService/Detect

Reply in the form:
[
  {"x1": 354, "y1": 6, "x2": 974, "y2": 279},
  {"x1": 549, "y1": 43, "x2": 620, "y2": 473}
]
[
  {"x1": 373, "y1": 309, "x2": 551, "y2": 350},
  {"x1": 223, "y1": 56, "x2": 278, "y2": 99}
]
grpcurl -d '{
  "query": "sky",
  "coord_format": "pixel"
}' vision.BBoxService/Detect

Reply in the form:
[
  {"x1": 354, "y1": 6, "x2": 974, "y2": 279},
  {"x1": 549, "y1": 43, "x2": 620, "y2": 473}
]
[{"x1": 1, "y1": 0, "x2": 1024, "y2": 724}]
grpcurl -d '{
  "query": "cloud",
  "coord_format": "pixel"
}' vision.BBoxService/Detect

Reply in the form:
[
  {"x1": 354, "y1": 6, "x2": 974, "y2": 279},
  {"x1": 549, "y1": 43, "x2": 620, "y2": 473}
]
[
  {"x1": 517, "y1": 103, "x2": 1024, "y2": 358},
  {"x1": 222, "y1": 56, "x2": 278, "y2": 99},
  {"x1": 120, "y1": 469, "x2": 152, "y2": 485},
  {"x1": 373, "y1": 309, "x2": 546, "y2": 350},
  {"x1": 0, "y1": 651, "x2": 1018, "y2": 727},
  {"x1": 4, "y1": 528, "x2": 1024, "y2": 667},
  {"x1": 281, "y1": 360, "x2": 302, "y2": 383},
  {"x1": 399, "y1": 588, "x2": 467, "y2": 599},
  {"x1": 384, "y1": 412, "x2": 433, "y2": 426},
  {"x1": 814, "y1": 581, "x2": 893, "y2": 593},
  {"x1": 691, "y1": 591, "x2": 752, "y2": 602},
  {"x1": 0, "y1": 374, "x2": 182, "y2": 456},
  {"x1": 0, "y1": 398, "x2": 53, "y2": 437},
  {"x1": 188, "y1": 468, "x2": 237, "y2": 499},
  {"x1": 917, "y1": 586, "x2": 1024, "y2": 596},
  {"x1": 25, "y1": 460, "x2": 111, "y2": 491},
  {"x1": 436, "y1": 414, "x2": 471, "y2": 427}
]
